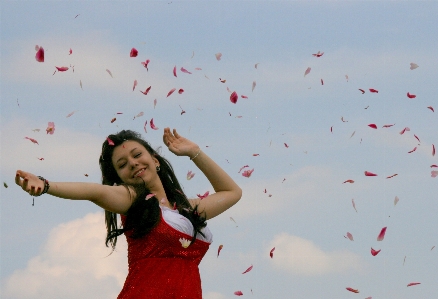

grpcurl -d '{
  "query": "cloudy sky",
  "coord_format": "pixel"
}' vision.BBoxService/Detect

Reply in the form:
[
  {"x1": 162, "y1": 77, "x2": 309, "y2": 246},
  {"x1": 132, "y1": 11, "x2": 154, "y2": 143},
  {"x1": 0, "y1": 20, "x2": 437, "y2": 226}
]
[{"x1": 1, "y1": 1, "x2": 437, "y2": 298}]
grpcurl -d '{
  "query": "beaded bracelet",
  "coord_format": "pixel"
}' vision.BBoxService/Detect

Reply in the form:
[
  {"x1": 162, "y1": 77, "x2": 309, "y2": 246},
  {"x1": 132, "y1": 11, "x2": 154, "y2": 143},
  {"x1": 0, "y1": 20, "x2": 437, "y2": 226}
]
[
  {"x1": 37, "y1": 176, "x2": 50, "y2": 196},
  {"x1": 190, "y1": 149, "x2": 201, "y2": 161}
]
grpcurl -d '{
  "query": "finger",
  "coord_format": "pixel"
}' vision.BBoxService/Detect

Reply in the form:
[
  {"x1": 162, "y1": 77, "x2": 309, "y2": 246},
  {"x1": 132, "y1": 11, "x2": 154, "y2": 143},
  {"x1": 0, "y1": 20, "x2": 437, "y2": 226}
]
[
  {"x1": 30, "y1": 185, "x2": 35, "y2": 196},
  {"x1": 23, "y1": 178, "x2": 29, "y2": 190},
  {"x1": 15, "y1": 173, "x2": 22, "y2": 186},
  {"x1": 173, "y1": 129, "x2": 181, "y2": 138}
]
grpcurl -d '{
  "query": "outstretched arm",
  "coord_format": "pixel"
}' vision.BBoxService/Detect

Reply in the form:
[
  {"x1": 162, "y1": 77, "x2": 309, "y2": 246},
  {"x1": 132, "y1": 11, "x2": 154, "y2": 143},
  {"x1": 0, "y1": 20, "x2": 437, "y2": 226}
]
[
  {"x1": 163, "y1": 128, "x2": 242, "y2": 220},
  {"x1": 15, "y1": 170, "x2": 135, "y2": 214}
]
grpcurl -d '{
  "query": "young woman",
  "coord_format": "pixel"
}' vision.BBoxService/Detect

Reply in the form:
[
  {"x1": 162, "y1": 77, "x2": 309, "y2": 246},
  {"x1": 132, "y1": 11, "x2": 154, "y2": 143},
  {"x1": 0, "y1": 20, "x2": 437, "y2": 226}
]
[{"x1": 15, "y1": 128, "x2": 242, "y2": 299}]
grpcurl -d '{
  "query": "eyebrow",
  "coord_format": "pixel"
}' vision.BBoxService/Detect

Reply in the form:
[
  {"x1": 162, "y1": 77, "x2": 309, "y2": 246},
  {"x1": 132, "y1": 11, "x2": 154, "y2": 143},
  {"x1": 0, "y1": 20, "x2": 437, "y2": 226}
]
[{"x1": 116, "y1": 147, "x2": 138, "y2": 163}]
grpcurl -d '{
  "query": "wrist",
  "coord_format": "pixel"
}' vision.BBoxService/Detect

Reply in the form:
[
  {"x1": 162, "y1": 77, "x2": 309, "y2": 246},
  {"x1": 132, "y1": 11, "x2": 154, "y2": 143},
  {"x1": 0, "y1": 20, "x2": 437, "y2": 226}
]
[{"x1": 189, "y1": 147, "x2": 202, "y2": 160}]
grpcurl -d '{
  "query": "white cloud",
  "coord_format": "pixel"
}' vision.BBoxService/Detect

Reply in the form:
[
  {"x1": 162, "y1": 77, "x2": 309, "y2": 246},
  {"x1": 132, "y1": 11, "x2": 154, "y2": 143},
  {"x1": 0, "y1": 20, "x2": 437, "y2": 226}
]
[
  {"x1": 267, "y1": 232, "x2": 364, "y2": 276},
  {"x1": 1, "y1": 212, "x2": 128, "y2": 299}
]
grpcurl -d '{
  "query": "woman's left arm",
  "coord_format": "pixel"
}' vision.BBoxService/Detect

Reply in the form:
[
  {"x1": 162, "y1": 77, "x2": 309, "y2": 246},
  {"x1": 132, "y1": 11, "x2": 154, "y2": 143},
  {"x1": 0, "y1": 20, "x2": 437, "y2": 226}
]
[{"x1": 163, "y1": 128, "x2": 242, "y2": 220}]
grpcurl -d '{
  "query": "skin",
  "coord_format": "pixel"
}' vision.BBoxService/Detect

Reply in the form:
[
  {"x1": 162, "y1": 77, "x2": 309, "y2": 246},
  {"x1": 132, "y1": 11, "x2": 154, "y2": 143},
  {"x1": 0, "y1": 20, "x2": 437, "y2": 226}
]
[{"x1": 15, "y1": 128, "x2": 242, "y2": 220}]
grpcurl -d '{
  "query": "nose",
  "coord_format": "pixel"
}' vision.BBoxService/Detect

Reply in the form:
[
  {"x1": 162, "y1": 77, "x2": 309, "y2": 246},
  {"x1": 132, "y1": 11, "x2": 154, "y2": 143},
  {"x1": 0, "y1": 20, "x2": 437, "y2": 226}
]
[{"x1": 128, "y1": 157, "x2": 139, "y2": 169}]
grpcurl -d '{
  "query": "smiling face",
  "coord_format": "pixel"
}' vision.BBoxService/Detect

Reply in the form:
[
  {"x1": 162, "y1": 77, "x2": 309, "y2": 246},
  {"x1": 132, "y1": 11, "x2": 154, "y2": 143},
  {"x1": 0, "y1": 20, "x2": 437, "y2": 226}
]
[{"x1": 111, "y1": 140, "x2": 160, "y2": 186}]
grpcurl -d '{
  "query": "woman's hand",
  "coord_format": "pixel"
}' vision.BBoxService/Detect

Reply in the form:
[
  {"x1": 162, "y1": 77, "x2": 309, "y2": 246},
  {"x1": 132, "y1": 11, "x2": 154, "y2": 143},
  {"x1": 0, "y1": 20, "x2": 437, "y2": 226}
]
[
  {"x1": 15, "y1": 170, "x2": 44, "y2": 196},
  {"x1": 163, "y1": 128, "x2": 200, "y2": 158}
]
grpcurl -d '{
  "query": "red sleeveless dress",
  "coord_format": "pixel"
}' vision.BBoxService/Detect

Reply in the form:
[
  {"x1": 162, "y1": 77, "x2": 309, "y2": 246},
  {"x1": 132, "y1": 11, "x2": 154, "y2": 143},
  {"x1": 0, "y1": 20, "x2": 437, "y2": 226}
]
[{"x1": 117, "y1": 209, "x2": 210, "y2": 299}]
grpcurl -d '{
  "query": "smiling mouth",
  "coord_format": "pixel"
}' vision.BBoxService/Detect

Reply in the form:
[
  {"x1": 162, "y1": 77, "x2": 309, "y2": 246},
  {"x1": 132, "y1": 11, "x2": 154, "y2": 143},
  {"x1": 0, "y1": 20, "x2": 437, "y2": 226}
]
[{"x1": 133, "y1": 168, "x2": 146, "y2": 178}]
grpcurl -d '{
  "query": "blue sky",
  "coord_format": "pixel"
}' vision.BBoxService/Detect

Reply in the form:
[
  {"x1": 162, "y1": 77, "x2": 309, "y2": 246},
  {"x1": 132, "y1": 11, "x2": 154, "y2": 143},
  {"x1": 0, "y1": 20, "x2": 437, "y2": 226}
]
[{"x1": 1, "y1": 1, "x2": 437, "y2": 298}]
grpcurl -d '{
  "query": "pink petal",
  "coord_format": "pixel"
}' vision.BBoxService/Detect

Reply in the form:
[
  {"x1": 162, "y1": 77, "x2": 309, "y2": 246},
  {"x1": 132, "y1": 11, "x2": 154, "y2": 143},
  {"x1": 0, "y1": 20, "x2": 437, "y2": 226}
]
[
  {"x1": 140, "y1": 86, "x2": 152, "y2": 95},
  {"x1": 56, "y1": 66, "x2": 69, "y2": 72},
  {"x1": 414, "y1": 134, "x2": 421, "y2": 143},
  {"x1": 66, "y1": 111, "x2": 76, "y2": 118},
  {"x1": 106, "y1": 69, "x2": 113, "y2": 78},
  {"x1": 130, "y1": 48, "x2": 138, "y2": 57},
  {"x1": 407, "y1": 92, "x2": 416, "y2": 99},
  {"x1": 407, "y1": 282, "x2": 421, "y2": 287},
  {"x1": 25, "y1": 137, "x2": 39, "y2": 144},
  {"x1": 270, "y1": 247, "x2": 275, "y2": 258},
  {"x1": 359, "y1": 89, "x2": 365, "y2": 94},
  {"x1": 106, "y1": 137, "x2": 114, "y2": 146},
  {"x1": 304, "y1": 67, "x2": 311, "y2": 77},
  {"x1": 111, "y1": 117, "x2": 116, "y2": 123},
  {"x1": 194, "y1": 67, "x2": 202, "y2": 70},
  {"x1": 46, "y1": 122, "x2": 55, "y2": 135},
  {"x1": 394, "y1": 196, "x2": 399, "y2": 206},
  {"x1": 241, "y1": 95, "x2": 248, "y2": 99},
  {"x1": 141, "y1": 59, "x2": 150, "y2": 71},
  {"x1": 386, "y1": 173, "x2": 398, "y2": 179},
  {"x1": 167, "y1": 88, "x2": 176, "y2": 97},
  {"x1": 252, "y1": 81, "x2": 256, "y2": 92},
  {"x1": 371, "y1": 247, "x2": 381, "y2": 256},
  {"x1": 217, "y1": 245, "x2": 223, "y2": 257},
  {"x1": 69, "y1": 48, "x2": 72, "y2": 55},
  {"x1": 346, "y1": 287, "x2": 359, "y2": 293},
  {"x1": 238, "y1": 165, "x2": 249, "y2": 173},
  {"x1": 408, "y1": 146, "x2": 417, "y2": 153},
  {"x1": 144, "y1": 120, "x2": 147, "y2": 133},
  {"x1": 180, "y1": 67, "x2": 192, "y2": 74},
  {"x1": 321, "y1": 78, "x2": 324, "y2": 85},
  {"x1": 284, "y1": 143, "x2": 289, "y2": 148},
  {"x1": 242, "y1": 169, "x2": 254, "y2": 178},
  {"x1": 382, "y1": 124, "x2": 395, "y2": 128},
  {"x1": 432, "y1": 144, "x2": 435, "y2": 156},
  {"x1": 377, "y1": 227, "x2": 387, "y2": 241},
  {"x1": 230, "y1": 91, "x2": 238, "y2": 104},
  {"x1": 173, "y1": 66, "x2": 177, "y2": 77},
  {"x1": 154, "y1": 99, "x2": 157, "y2": 108},
  {"x1": 215, "y1": 53, "x2": 222, "y2": 61},
  {"x1": 234, "y1": 291, "x2": 243, "y2": 296},
  {"x1": 150, "y1": 118, "x2": 159, "y2": 130},
  {"x1": 312, "y1": 51, "x2": 324, "y2": 57},
  {"x1": 430, "y1": 165, "x2": 438, "y2": 168},
  {"x1": 197, "y1": 191, "x2": 209, "y2": 199},
  {"x1": 346, "y1": 232, "x2": 354, "y2": 241},
  {"x1": 352, "y1": 199, "x2": 358, "y2": 212},
  {"x1": 178, "y1": 89, "x2": 184, "y2": 94},
  {"x1": 368, "y1": 124, "x2": 377, "y2": 129},
  {"x1": 343, "y1": 179, "x2": 355, "y2": 184},
  {"x1": 399, "y1": 127, "x2": 410, "y2": 135},
  {"x1": 369, "y1": 88, "x2": 379, "y2": 93},
  {"x1": 427, "y1": 106, "x2": 434, "y2": 112},
  {"x1": 133, "y1": 80, "x2": 138, "y2": 91},
  {"x1": 242, "y1": 265, "x2": 253, "y2": 274},
  {"x1": 410, "y1": 63, "x2": 419, "y2": 70},
  {"x1": 431, "y1": 170, "x2": 438, "y2": 178},
  {"x1": 364, "y1": 171, "x2": 378, "y2": 176},
  {"x1": 35, "y1": 47, "x2": 44, "y2": 62}
]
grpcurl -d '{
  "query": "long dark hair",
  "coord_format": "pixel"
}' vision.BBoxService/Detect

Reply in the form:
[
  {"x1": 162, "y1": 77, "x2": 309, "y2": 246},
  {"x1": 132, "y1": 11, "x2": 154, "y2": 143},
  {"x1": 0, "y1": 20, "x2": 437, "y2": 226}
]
[{"x1": 99, "y1": 130, "x2": 206, "y2": 251}]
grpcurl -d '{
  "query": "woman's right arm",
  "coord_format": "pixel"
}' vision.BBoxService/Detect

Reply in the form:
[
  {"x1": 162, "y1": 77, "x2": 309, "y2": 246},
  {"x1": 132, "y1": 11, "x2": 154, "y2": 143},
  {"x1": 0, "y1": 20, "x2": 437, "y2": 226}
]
[{"x1": 15, "y1": 170, "x2": 134, "y2": 214}]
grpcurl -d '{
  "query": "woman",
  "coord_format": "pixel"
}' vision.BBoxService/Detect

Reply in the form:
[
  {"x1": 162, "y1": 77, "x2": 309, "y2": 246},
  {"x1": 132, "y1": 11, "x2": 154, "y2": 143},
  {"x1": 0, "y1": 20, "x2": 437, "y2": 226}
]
[{"x1": 15, "y1": 128, "x2": 242, "y2": 298}]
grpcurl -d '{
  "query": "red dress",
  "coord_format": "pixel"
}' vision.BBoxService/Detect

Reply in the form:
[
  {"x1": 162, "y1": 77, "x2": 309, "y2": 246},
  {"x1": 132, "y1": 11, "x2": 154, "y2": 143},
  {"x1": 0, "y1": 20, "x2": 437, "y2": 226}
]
[{"x1": 117, "y1": 208, "x2": 211, "y2": 299}]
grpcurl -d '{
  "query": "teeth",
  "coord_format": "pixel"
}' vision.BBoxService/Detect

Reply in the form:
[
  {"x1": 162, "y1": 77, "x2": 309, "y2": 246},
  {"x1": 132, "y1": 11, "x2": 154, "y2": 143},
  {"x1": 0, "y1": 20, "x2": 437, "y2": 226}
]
[{"x1": 134, "y1": 168, "x2": 145, "y2": 177}]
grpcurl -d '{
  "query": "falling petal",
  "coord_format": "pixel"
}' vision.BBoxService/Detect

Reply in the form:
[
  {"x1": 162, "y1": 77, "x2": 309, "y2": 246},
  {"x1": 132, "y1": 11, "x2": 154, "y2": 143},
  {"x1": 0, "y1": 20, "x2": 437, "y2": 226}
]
[
  {"x1": 167, "y1": 88, "x2": 176, "y2": 97},
  {"x1": 242, "y1": 169, "x2": 254, "y2": 178},
  {"x1": 312, "y1": 51, "x2": 324, "y2": 57},
  {"x1": 107, "y1": 137, "x2": 114, "y2": 146},
  {"x1": 178, "y1": 89, "x2": 184, "y2": 94},
  {"x1": 321, "y1": 78, "x2": 324, "y2": 85},
  {"x1": 330, "y1": 126, "x2": 333, "y2": 133},
  {"x1": 241, "y1": 95, "x2": 248, "y2": 99},
  {"x1": 352, "y1": 199, "x2": 358, "y2": 212},
  {"x1": 154, "y1": 99, "x2": 157, "y2": 108},
  {"x1": 230, "y1": 217, "x2": 237, "y2": 225},
  {"x1": 346, "y1": 232, "x2": 354, "y2": 241},
  {"x1": 345, "y1": 75, "x2": 349, "y2": 82},
  {"x1": 111, "y1": 117, "x2": 116, "y2": 123},
  {"x1": 369, "y1": 88, "x2": 378, "y2": 93},
  {"x1": 217, "y1": 245, "x2": 223, "y2": 257},
  {"x1": 407, "y1": 92, "x2": 416, "y2": 99},
  {"x1": 407, "y1": 282, "x2": 421, "y2": 287},
  {"x1": 230, "y1": 91, "x2": 238, "y2": 104},
  {"x1": 427, "y1": 106, "x2": 434, "y2": 112},
  {"x1": 186, "y1": 170, "x2": 195, "y2": 180},
  {"x1": 143, "y1": 120, "x2": 147, "y2": 133},
  {"x1": 431, "y1": 171, "x2": 438, "y2": 178},
  {"x1": 140, "y1": 86, "x2": 152, "y2": 95},
  {"x1": 141, "y1": 59, "x2": 150, "y2": 71},
  {"x1": 304, "y1": 67, "x2": 311, "y2": 77},
  {"x1": 130, "y1": 48, "x2": 138, "y2": 57},
  {"x1": 284, "y1": 143, "x2": 289, "y2": 148},
  {"x1": 179, "y1": 238, "x2": 191, "y2": 248},
  {"x1": 133, "y1": 111, "x2": 144, "y2": 119},
  {"x1": 194, "y1": 67, "x2": 202, "y2": 70},
  {"x1": 197, "y1": 191, "x2": 209, "y2": 199},
  {"x1": 46, "y1": 122, "x2": 55, "y2": 135},
  {"x1": 215, "y1": 52, "x2": 222, "y2": 61},
  {"x1": 234, "y1": 291, "x2": 243, "y2": 296},
  {"x1": 106, "y1": 69, "x2": 113, "y2": 78},
  {"x1": 242, "y1": 265, "x2": 253, "y2": 274},
  {"x1": 150, "y1": 118, "x2": 159, "y2": 130},
  {"x1": 133, "y1": 80, "x2": 138, "y2": 91},
  {"x1": 377, "y1": 227, "x2": 387, "y2": 241},
  {"x1": 56, "y1": 66, "x2": 69, "y2": 72},
  {"x1": 364, "y1": 171, "x2": 377, "y2": 176},
  {"x1": 410, "y1": 63, "x2": 419, "y2": 70},
  {"x1": 382, "y1": 124, "x2": 395, "y2": 128},
  {"x1": 341, "y1": 117, "x2": 348, "y2": 122},
  {"x1": 343, "y1": 179, "x2": 355, "y2": 184},
  {"x1": 346, "y1": 287, "x2": 359, "y2": 293},
  {"x1": 35, "y1": 47, "x2": 44, "y2": 62},
  {"x1": 413, "y1": 134, "x2": 421, "y2": 143},
  {"x1": 80, "y1": 80, "x2": 83, "y2": 89},
  {"x1": 180, "y1": 67, "x2": 192, "y2": 74},
  {"x1": 350, "y1": 131, "x2": 356, "y2": 138},
  {"x1": 238, "y1": 165, "x2": 249, "y2": 173},
  {"x1": 432, "y1": 144, "x2": 435, "y2": 156},
  {"x1": 386, "y1": 174, "x2": 398, "y2": 179},
  {"x1": 399, "y1": 127, "x2": 410, "y2": 135},
  {"x1": 358, "y1": 89, "x2": 365, "y2": 94},
  {"x1": 368, "y1": 124, "x2": 377, "y2": 129},
  {"x1": 25, "y1": 137, "x2": 39, "y2": 144},
  {"x1": 69, "y1": 48, "x2": 72, "y2": 55},
  {"x1": 394, "y1": 196, "x2": 399, "y2": 206},
  {"x1": 173, "y1": 66, "x2": 177, "y2": 77},
  {"x1": 4, "y1": 182, "x2": 8, "y2": 188},
  {"x1": 371, "y1": 247, "x2": 381, "y2": 256},
  {"x1": 407, "y1": 147, "x2": 417, "y2": 153},
  {"x1": 252, "y1": 81, "x2": 256, "y2": 92},
  {"x1": 431, "y1": 165, "x2": 438, "y2": 168},
  {"x1": 270, "y1": 247, "x2": 275, "y2": 258},
  {"x1": 66, "y1": 111, "x2": 76, "y2": 118},
  {"x1": 255, "y1": 63, "x2": 259, "y2": 69}
]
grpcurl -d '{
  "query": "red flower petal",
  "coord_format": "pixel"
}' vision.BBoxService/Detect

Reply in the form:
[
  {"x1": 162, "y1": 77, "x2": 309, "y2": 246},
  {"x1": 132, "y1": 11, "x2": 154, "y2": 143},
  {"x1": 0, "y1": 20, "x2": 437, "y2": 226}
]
[
  {"x1": 377, "y1": 227, "x2": 387, "y2": 241},
  {"x1": 431, "y1": 171, "x2": 438, "y2": 178},
  {"x1": 69, "y1": 48, "x2": 72, "y2": 55},
  {"x1": 284, "y1": 143, "x2": 289, "y2": 148},
  {"x1": 432, "y1": 144, "x2": 435, "y2": 156},
  {"x1": 312, "y1": 51, "x2": 324, "y2": 57},
  {"x1": 241, "y1": 95, "x2": 248, "y2": 99},
  {"x1": 106, "y1": 69, "x2": 113, "y2": 78},
  {"x1": 414, "y1": 134, "x2": 421, "y2": 143},
  {"x1": 197, "y1": 191, "x2": 209, "y2": 199},
  {"x1": 304, "y1": 67, "x2": 311, "y2": 77},
  {"x1": 358, "y1": 89, "x2": 365, "y2": 94},
  {"x1": 173, "y1": 66, "x2": 177, "y2": 77},
  {"x1": 427, "y1": 106, "x2": 434, "y2": 112},
  {"x1": 386, "y1": 174, "x2": 398, "y2": 179},
  {"x1": 178, "y1": 89, "x2": 184, "y2": 94},
  {"x1": 242, "y1": 265, "x2": 253, "y2": 274},
  {"x1": 431, "y1": 165, "x2": 438, "y2": 168},
  {"x1": 141, "y1": 59, "x2": 150, "y2": 71},
  {"x1": 346, "y1": 287, "x2": 359, "y2": 293},
  {"x1": 25, "y1": 137, "x2": 39, "y2": 144},
  {"x1": 407, "y1": 92, "x2": 416, "y2": 99},
  {"x1": 346, "y1": 232, "x2": 354, "y2": 241},
  {"x1": 242, "y1": 169, "x2": 254, "y2": 178},
  {"x1": 180, "y1": 67, "x2": 192, "y2": 74},
  {"x1": 143, "y1": 120, "x2": 147, "y2": 133},
  {"x1": 217, "y1": 245, "x2": 223, "y2": 257},
  {"x1": 167, "y1": 88, "x2": 176, "y2": 97},
  {"x1": 106, "y1": 137, "x2": 114, "y2": 146},
  {"x1": 399, "y1": 127, "x2": 410, "y2": 135},
  {"x1": 215, "y1": 53, "x2": 222, "y2": 61},
  {"x1": 46, "y1": 122, "x2": 55, "y2": 135},
  {"x1": 56, "y1": 66, "x2": 69, "y2": 72},
  {"x1": 110, "y1": 117, "x2": 116, "y2": 123},
  {"x1": 371, "y1": 247, "x2": 381, "y2": 256},
  {"x1": 140, "y1": 86, "x2": 152, "y2": 95},
  {"x1": 382, "y1": 124, "x2": 395, "y2": 128},
  {"x1": 130, "y1": 48, "x2": 138, "y2": 57},
  {"x1": 364, "y1": 171, "x2": 377, "y2": 176},
  {"x1": 368, "y1": 124, "x2": 377, "y2": 129},
  {"x1": 408, "y1": 146, "x2": 417, "y2": 153},
  {"x1": 150, "y1": 118, "x2": 159, "y2": 130},
  {"x1": 35, "y1": 47, "x2": 44, "y2": 62},
  {"x1": 230, "y1": 91, "x2": 238, "y2": 104},
  {"x1": 352, "y1": 199, "x2": 357, "y2": 212},
  {"x1": 407, "y1": 282, "x2": 421, "y2": 287},
  {"x1": 369, "y1": 88, "x2": 379, "y2": 93},
  {"x1": 343, "y1": 179, "x2": 354, "y2": 184},
  {"x1": 270, "y1": 247, "x2": 275, "y2": 258},
  {"x1": 234, "y1": 291, "x2": 243, "y2": 296},
  {"x1": 321, "y1": 79, "x2": 324, "y2": 85},
  {"x1": 132, "y1": 80, "x2": 138, "y2": 91}
]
